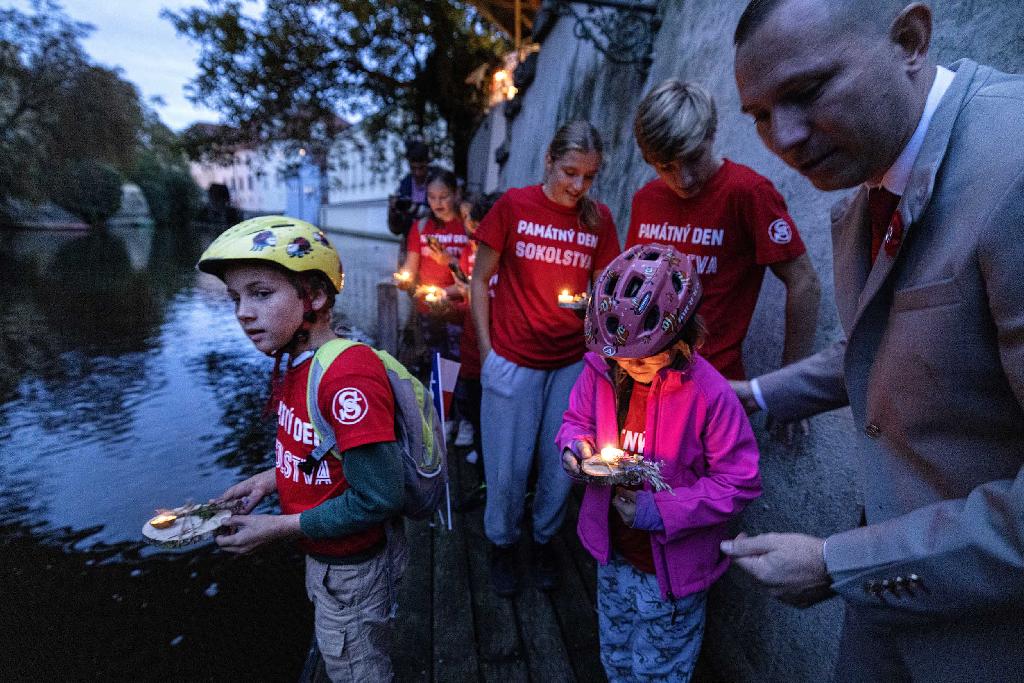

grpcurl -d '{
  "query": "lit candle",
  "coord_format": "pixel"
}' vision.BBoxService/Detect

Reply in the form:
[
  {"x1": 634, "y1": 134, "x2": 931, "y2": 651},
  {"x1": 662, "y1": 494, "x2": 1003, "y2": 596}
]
[
  {"x1": 600, "y1": 446, "x2": 624, "y2": 465},
  {"x1": 424, "y1": 286, "x2": 441, "y2": 303},
  {"x1": 149, "y1": 512, "x2": 177, "y2": 529},
  {"x1": 394, "y1": 270, "x2": 411, "y2": 283},
  {"x1": 558, "y1": 289, "x2": 575, "y2": 305}
]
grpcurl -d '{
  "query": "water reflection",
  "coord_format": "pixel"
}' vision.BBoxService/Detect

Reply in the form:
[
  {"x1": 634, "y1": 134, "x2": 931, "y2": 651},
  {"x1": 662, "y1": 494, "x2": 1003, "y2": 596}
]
[
  {"x1": 0, "y1": 224, "x2": 402, "y2": 679},
  {"x1": 0, "y1": 223, "x2": 318, "y2": 680}
]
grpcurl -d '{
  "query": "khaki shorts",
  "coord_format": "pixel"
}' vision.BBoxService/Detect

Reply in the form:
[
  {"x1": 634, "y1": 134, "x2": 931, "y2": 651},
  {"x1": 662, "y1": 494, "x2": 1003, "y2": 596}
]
[{"x1": 305, "y1": 526, "x2": 408, "y2": 682}]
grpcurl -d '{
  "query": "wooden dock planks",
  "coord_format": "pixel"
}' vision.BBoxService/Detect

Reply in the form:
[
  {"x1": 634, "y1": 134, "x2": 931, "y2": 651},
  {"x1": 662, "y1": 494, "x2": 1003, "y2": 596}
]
[{"x1": 393, "y1": 448, "x2": 605, "y2": 682}]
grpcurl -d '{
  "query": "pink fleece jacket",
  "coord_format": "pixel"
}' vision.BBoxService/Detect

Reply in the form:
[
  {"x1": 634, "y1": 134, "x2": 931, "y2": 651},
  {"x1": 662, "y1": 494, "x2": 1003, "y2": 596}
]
[{"x1": 556, "y1": 351, "x2": 762, "y2": 599}]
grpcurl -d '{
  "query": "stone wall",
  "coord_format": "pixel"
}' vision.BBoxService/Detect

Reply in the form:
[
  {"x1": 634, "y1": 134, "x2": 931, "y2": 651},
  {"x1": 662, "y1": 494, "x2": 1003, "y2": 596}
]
[{"x1": 487, "y1": 1, "x2": 1024, "y2": 679}]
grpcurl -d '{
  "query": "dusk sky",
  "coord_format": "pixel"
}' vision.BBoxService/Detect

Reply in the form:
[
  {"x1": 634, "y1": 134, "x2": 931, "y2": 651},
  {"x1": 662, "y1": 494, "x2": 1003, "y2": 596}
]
[{"x1": 11, "y1": 0, "x2": 264, "y2": 131}]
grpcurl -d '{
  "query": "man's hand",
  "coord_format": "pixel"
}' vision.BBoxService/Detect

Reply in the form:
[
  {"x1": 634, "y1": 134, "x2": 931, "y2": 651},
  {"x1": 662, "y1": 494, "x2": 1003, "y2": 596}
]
[
  {"x1": 612, "y1": 487, "x2": 638, "y2": 526},
  {"x1": 214, "y1": 468, "x2": 276, "y2": 514},
  {"x1": 215, "y1": 513, "x2": 301, "y2": 554},
  {"x1": 729, "y1": 380, "x2": 811, "y2": 445},
  {"x1": 729, "y1": 380, "x2": 761, "y2": 415},
  {"x1": 766, "y1": 416, "x2": 811, "y2": 446},
  {"x1": 721, "y1": 532, "x2": 835, "y2": 607}
]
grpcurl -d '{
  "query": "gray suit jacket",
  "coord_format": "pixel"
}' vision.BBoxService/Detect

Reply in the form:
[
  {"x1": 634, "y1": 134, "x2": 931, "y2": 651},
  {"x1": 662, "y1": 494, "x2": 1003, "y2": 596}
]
[{"x1": 758, "y1": 60, "x2": 1024, "y2": 678}]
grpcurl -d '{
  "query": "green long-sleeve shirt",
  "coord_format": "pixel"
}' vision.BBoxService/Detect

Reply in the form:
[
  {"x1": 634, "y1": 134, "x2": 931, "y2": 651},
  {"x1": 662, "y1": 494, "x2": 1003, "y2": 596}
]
[{"x1": 298, "y1": 441, "x2": 404, "y2": 539}]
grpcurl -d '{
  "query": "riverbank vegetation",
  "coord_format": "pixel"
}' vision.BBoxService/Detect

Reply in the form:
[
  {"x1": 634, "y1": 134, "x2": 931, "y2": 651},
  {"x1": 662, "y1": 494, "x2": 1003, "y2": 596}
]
[{"x1": 0, "y1": 0, "x2": 201, "y2": 229}]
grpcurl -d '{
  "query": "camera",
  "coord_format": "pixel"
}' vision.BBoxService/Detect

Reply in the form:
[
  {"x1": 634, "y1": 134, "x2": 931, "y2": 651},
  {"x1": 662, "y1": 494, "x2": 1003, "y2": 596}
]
[{"x1": 393, "y1": 195, "x2": 413, "y2": 213}]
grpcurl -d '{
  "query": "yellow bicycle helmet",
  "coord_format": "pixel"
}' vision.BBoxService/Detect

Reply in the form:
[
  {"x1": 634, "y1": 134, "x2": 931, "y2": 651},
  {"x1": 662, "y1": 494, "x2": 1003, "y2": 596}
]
[{"x1": 197, "y1": 215, "x2": 344, "y2": 294}]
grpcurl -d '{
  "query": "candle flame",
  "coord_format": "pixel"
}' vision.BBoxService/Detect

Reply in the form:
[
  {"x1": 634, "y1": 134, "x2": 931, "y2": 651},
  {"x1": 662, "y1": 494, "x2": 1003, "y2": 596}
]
[
  {"x1": 600, "y1": 446, "x2": 624, "y2": 464},
  {"x1": 149, "y1": 511, "x2": 178, "y2": 529}
]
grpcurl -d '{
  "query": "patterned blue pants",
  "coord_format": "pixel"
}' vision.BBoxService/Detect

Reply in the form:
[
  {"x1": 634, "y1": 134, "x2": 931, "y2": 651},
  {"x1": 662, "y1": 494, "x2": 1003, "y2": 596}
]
[{"x1": 597, "y1": 555, "x2": 707, "y2": 682}]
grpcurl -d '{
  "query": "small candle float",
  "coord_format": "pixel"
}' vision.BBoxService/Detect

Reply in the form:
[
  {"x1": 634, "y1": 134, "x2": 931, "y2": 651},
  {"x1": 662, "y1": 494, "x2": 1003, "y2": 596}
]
[
  {"x1": 581, "y1": 446, "x2": 636, "y2": 477},
  {"x1": 423, "y1": 286, "x2": 442, "y2": 303},
  {"x1": 557, "y1": 289, "x2": 589, "y2": 310},
  {"x1": 142, "y1": 501, "x2": 242, "y2": 549},
  {"x1": 148, "y1": 511, "x2": 178, "y2": 529},
  {"x1": 577, "y1": 445, "x2": 672, "y2": 491},
  {"x1": 393, "y1": 270, "x2": 412, "y2": 283}
]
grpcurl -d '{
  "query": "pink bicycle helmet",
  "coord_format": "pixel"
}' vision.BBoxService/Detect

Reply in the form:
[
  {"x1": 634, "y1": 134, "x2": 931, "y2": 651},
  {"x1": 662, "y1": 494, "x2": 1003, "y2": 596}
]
[{"x1": 584, "y1": 243, "x2": 702, "y2": 358}]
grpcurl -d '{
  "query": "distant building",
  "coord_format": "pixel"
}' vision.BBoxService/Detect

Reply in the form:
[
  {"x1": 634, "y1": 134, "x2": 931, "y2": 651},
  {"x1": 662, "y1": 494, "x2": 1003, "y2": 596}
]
[
  {"x1": 187, "y1": 124, "x2": 423, "y2": 239},
  {"x1": 321, "y1": 129, "x2": 405, "y2": 239},
  {"x1": 189, "y1": 146, "x2": 290, "y2": 218}
]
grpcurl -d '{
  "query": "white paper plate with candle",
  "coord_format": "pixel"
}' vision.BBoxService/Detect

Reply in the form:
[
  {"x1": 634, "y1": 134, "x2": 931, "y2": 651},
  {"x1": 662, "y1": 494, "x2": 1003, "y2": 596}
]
[
  {"x1": 142, "y1": 501, "x2": 242, "y2": 549},
  {"x1": 578, "y1": 446, "x2": 673, "y2": 492}
]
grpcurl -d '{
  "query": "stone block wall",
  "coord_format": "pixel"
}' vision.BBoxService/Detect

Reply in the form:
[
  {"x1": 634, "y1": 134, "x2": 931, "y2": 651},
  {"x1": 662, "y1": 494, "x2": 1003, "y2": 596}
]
[{"x1": 487, "y1": 1, "x2": 1024, "y2": 679}]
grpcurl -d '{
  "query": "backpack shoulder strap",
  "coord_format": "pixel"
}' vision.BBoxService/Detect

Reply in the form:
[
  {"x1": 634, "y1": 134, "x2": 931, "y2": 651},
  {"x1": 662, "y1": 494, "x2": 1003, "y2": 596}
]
[{"x1": 305, "y1": 338, "x2": 361, "y2": 468}]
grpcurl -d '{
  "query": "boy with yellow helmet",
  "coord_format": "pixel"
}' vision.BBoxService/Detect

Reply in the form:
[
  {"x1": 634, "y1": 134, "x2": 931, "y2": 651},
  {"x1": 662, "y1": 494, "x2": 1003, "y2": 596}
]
[{"x1": 197, "y1": 216, "x2": 407, "y2": 681}]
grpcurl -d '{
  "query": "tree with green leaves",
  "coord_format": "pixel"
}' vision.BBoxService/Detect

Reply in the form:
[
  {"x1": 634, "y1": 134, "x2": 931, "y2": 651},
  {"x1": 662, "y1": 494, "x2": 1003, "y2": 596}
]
[
  {"x1": 165, "y1": 0, "x2": 508, "y2": 177},
  {"x1": 1, "y1": 1, "x2": 200, "y2": 228},
  {"x1": 0, "y1": 1, "x2": 144, "y2": 199}
]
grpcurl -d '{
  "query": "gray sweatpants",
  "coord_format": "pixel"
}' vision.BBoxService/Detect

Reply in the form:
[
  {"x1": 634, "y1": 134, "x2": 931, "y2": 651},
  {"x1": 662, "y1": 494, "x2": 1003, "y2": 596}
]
[{"x1": 480, "y1": 350, "x2": 583, "y2": 546}]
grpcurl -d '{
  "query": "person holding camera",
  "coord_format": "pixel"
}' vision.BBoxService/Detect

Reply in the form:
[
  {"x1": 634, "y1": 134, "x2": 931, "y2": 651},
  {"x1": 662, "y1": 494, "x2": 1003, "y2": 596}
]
[{"x1": 388, "y1": 139, "x2": 437, "y2": 263}]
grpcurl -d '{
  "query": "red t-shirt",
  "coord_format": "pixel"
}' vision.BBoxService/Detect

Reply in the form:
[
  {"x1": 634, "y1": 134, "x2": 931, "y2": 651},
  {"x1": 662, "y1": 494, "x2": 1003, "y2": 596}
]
[
  {"x1": 475, "y1": 184, "x2": 621, "y2": 369},
  {"x1": 275, "y1": 344, "x2": 396, "y2": 558},
  {"x1": 609, "y1": 381, "x2": 655, "y2": 574},
  {"x1": 407, "y1": 217, "x2": 469, "y2": 289},
  {"x1": 625, "y1": 160, "x2": 806, "y2": 379}
]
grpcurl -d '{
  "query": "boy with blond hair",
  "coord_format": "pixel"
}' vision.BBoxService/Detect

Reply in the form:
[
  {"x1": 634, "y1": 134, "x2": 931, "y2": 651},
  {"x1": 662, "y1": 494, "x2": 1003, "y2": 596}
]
[{"x1": 627, "y1": 79, "x2": 820, "y2": 383}]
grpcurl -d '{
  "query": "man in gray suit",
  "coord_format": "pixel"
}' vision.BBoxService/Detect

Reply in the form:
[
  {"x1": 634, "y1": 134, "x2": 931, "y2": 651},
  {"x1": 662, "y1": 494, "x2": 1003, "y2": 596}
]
[{"x1": 722, "y1": 0, "x2": 1024, "y2": 680}]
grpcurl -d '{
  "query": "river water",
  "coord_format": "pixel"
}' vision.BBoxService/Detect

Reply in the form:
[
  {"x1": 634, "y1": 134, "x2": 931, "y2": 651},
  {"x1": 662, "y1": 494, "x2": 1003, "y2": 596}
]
[{"x1": 0, "y1": 224, "x2": 398, "y2": 680}]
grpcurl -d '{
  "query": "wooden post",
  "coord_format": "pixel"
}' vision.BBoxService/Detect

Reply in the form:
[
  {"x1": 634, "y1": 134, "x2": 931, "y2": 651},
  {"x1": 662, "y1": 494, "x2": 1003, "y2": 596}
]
[{"x1": 377, "y1": 281, "x2": 399, "y2": 356}]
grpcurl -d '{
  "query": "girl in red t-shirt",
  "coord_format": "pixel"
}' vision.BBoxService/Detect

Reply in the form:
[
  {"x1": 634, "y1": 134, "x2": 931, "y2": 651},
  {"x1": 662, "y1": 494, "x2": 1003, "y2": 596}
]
[
  {"x1": 470, "y1": 121, "x2": 621, "y2": 597},
  {"x1": 399, "y1": 170, "x2": 468, "y2": 376}
]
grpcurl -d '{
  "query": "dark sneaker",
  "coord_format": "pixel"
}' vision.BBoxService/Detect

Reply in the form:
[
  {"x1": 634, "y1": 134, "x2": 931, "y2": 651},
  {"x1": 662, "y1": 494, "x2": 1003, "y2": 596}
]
[
  {"x1": 490, "y1": 543, "x2": 519, "y2": 598},
  {"x1": 532, "y1": 541, "x2": 559, "y2": 592}
]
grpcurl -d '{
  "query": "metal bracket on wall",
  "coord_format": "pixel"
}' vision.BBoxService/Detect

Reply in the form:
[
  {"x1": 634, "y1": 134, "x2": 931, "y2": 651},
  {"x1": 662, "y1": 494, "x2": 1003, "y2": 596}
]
[{"x1": 549, "y1": 0, "x2": 661, "y2": 73}]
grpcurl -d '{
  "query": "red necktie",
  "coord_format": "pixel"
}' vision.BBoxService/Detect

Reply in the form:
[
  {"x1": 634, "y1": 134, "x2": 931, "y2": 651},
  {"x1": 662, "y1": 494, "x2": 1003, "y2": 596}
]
[{"x1": 867, "y1": 187, "x2": 901, "y2": 263}]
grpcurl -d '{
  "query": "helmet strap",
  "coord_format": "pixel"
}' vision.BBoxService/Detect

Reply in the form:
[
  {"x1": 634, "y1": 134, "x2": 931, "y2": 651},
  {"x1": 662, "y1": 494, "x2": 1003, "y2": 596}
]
[{"x1": 261, "y1": 293, "x2": 318, "y2": 421}]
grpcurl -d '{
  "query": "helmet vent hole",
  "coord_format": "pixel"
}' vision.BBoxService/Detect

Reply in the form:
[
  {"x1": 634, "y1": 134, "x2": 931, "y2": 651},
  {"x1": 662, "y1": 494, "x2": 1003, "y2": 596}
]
[
  {"x1": 672, "y1": 271, "x2": 685, "y2": 293},
  {"x1": 604, "y1": 274, "x2": 620, "y2": 296},
  {"x1": 605, "y1": 316, "x2": 619, "y2": 334},
  {"x1": 643, "y1": 306, "x2": 661, "y2": 331},
  {"x1": 624, "y1": 276, "x2": 644, "y2": 298},
  {"x1": 640, "y1": 251, "x2": 660, "y2": 261}
]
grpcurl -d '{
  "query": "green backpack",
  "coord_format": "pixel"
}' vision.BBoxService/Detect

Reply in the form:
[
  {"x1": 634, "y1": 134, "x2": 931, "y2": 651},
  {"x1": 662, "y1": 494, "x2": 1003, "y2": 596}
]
[{"x1": 301, "y1": 338, "x2": 449, "y2": 520}]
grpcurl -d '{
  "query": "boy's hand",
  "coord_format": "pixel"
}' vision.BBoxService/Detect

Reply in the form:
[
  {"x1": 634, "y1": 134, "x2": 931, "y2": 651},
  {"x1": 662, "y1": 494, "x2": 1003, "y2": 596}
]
[
  {"x1": 215, "y1": 468, "x2": 276, "y2": 514},
  {"x1": 215, "y1": 513, "x2": 301, "y2": 554}
]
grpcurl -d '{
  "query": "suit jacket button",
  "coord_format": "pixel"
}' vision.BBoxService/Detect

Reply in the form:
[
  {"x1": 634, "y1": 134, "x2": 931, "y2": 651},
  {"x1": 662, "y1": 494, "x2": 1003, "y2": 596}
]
[{"x1": 865, "y1": 423, "x2": 881, "y2": 438}]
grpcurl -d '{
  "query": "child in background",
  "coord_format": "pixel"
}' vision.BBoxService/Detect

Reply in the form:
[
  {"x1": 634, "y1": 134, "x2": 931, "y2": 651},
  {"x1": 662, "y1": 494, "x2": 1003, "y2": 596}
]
[
  {"x1": 197, "y1": 216, "x2": 407, "y2": 682},
  {"x1": 399, "y1": 169, "x2": 468, "y2": 379},
  {"x1": 626, "y1": 79, "x2": 817, "y2": 381},
  {"x1": 453, "y1": 191, "x2": 501, "y2": 510},
  {"x1": 471, "y1": 121, "x2": 621, "y2": 597},
  {"x1": 558, "y1": 243, "x2": 761, "y2": 682}
]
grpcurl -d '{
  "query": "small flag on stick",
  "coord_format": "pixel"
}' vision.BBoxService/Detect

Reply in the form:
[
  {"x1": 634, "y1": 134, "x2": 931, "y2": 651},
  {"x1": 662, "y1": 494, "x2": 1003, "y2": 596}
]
[{"x1": 429, "y1": 352, "x2": 461, "y2": 427}]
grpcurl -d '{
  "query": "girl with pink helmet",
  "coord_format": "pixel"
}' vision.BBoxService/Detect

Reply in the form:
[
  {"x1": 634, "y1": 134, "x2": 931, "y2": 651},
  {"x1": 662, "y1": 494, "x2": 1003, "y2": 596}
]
[{"x1": 557, "y1": 242, "x2": 762, "y2": 682}]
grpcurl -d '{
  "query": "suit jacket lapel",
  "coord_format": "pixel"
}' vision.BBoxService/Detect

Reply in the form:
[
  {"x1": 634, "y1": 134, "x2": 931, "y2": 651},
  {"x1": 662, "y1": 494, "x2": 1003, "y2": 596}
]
[
  {"x1": 831, "y1": 191, "x2": 870, "y2": 334},
  {"x1": 843, "y1": 60, "x2": 980, "y2": 333}
]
